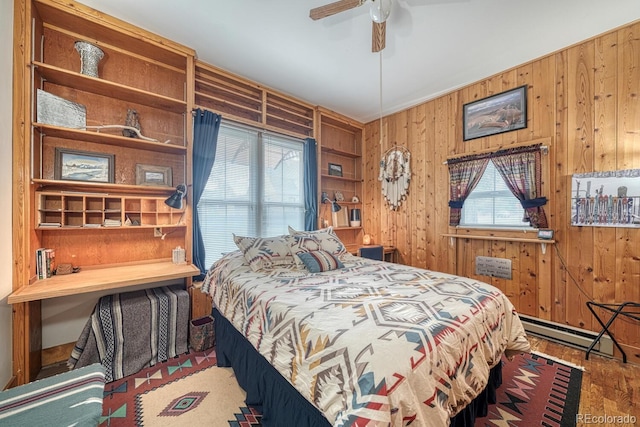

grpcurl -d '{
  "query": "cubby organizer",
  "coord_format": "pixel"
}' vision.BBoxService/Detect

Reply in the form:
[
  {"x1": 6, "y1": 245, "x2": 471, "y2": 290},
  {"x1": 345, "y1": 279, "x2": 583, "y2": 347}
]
[{"x1": 36, "y1": 191, "x2": 186, "y2": 229}]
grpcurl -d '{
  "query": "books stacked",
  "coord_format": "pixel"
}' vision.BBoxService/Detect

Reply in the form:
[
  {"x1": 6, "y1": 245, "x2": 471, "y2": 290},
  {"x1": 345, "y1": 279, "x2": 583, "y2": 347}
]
[
  {"x1": 39, "y1": 222, "x2": 62, "y2": 228},
  {"x1": 103, "y1": 219, "x2": 122, "y2": 227},
  {"x1": 36, "y1": 248, "x2": 55, "y2": 279}
]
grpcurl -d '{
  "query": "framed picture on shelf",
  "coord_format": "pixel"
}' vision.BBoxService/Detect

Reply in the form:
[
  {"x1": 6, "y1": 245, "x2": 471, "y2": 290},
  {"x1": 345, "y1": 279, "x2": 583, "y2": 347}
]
[
  {"x1": 332, "y1": 208, "x2": 349, "y2": 227},
  {"x1": 55, "y1": 148, "x2": 114, "y2": 183},
  {"x1": 136, "y1": 164, "x2": 173, "y2": 187},
  {"x1": 328, "y1": 162, "x2": 343, "y2": 177},
  {"x1": 463, "y1": 85, "x2": 527, "y2": 141}
]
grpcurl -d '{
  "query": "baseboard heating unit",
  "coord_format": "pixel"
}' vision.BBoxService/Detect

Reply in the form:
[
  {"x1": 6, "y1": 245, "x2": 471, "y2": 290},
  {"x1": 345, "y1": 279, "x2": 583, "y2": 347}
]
[{"x1": 519, "y1": 314, "x2": 614, "y2": 357}]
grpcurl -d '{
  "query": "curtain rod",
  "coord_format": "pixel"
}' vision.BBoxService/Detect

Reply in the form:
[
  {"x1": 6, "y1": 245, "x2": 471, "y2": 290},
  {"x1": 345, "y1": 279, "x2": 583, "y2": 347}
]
[{"x1": 442, "y1": 138, "x2": 551, "y2": 165}]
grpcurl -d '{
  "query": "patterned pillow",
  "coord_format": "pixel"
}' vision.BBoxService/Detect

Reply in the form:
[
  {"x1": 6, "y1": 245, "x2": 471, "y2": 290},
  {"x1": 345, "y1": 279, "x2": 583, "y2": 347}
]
[
  {"x1": 233, "y1": 234, "x2": 294, "y2": 271},
  {"x1": 288, "y1": 226, "x2": 347, "y2": 258},
  {"x1": 298, "y1": 250, "x2": 344, "y2": 273},
  {"x1": 285, "y1": 234, "x2": 323, "y2": 267}
]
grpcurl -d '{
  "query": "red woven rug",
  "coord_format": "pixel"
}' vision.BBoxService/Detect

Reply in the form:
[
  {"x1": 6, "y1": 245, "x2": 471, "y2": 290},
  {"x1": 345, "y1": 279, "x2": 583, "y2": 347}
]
[
  {"x1": 475, "y1": 352, "x2": 583, "y2": 427},
  {"x1": 99, "y1": 350, "x2": 581, "y2": 426}
]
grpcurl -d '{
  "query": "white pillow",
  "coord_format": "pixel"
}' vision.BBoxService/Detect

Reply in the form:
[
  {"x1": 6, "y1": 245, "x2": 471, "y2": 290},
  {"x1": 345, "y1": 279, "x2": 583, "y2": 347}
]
[
  {"x1": 233, "y1": 234, "x2": 294, "y2": 271},
  {"x1": 288, "y1": 226, "x2": 347, "y2": 258}
]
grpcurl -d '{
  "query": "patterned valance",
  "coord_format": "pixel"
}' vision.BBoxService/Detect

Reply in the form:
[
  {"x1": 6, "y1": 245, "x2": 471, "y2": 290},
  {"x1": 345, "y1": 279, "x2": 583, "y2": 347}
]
[{"x1": 446, "y1": 143, "x2": 544, "y2": 165}]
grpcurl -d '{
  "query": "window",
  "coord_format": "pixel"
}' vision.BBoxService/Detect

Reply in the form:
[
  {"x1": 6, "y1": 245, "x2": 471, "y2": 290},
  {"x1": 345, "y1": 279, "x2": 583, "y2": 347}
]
[
  {"x1": 197, "y1": 122, "x2": 305, "y2": 268},
  {"x1": 460, "y1": 160, "x2": 532, "y2": 228}
]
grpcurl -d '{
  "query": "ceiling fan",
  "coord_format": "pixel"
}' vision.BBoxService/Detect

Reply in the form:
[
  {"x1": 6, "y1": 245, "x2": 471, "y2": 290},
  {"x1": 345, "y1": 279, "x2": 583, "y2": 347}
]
[{"x1": 310, "y1": 0, "x2": 393, "y2": 52}]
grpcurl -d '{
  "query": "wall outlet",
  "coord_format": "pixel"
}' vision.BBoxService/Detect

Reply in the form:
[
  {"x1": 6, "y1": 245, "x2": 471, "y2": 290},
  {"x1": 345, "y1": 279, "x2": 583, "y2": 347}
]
[{"x1": 154, "y1": 227, "x2": 162, "y2": 237}]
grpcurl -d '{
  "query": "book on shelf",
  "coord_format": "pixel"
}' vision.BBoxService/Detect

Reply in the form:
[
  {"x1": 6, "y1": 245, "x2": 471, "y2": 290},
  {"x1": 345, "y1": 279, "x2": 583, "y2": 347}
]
[
  {"x1": 35, "y1": 248, "x2": 55, "y2": 279},
  {"x1": 103, "y1": 219, "x2": 122, "y2": 227},
  {"x1": 39, "y1": 222, "x2": 61, "y2": 227}
]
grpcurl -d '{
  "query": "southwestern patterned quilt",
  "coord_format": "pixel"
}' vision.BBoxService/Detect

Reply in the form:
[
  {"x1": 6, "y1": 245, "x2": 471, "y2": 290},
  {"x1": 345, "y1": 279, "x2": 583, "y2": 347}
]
[{"x1": 203, "y1": 251, "x2": 531, "y2": 426}]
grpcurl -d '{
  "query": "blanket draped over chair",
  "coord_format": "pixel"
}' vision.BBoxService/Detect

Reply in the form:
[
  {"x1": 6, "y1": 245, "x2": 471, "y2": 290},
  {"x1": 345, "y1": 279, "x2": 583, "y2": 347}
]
[{"x1": 68, "y1": 285, "x2": 189, "y2": 382}]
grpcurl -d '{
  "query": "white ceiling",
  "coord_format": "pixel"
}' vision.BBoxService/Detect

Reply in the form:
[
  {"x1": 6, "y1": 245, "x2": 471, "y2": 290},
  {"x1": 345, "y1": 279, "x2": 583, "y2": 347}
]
[{"x1": 76, "y1": 0, "x2": 640, "y2": 124}]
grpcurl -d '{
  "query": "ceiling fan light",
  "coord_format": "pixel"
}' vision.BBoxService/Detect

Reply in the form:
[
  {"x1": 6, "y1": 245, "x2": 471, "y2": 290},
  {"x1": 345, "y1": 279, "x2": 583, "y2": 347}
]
[{"x1": 370, "y1": 0, "x2": 392, "y2": 23}]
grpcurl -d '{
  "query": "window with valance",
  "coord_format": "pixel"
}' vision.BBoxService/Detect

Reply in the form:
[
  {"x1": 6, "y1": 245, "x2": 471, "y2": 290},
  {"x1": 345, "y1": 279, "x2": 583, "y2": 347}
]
[{"x1": 447, "y1": 144, "x2": 548, "y2": 229}]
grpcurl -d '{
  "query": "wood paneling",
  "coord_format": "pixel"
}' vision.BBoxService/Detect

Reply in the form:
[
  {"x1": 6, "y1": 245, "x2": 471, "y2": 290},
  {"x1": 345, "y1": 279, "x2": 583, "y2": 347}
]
[{"x1": 363, "y1": 19, "x2": 640, "y2": 360}]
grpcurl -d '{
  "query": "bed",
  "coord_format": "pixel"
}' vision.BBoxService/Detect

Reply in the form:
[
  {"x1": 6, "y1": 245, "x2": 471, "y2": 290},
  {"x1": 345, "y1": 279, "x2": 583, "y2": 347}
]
[{"x1": 202, "y1": 228, "x2": 531, "y2": 426}]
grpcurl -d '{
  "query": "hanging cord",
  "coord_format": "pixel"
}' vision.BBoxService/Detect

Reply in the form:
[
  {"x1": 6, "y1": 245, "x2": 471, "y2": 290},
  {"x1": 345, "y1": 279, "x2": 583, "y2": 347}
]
[
  {"x1": 552, "y1": 241, "x2": 637, "y2": 326},
  {"x1": 552, "y1": 242, "x2": 594, "y2": 302},
  {"x1": 379, "y1": 50, "x2": 383, "y2": 146}
]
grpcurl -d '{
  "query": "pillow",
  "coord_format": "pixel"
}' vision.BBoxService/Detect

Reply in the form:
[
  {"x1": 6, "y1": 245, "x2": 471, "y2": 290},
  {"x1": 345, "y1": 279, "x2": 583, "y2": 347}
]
[
  {"x1": 288, "y1": 226, "x2": 347, "y2": 258},
  {"x1": 233, "y1": 234, "x2": 294, "y2": 271},
  {"x1": 285, "y1": 234, "x2": 323, "y2": 267},
  {"x1": 298, "y1": 250, "x2": 344, "y2": 273}
]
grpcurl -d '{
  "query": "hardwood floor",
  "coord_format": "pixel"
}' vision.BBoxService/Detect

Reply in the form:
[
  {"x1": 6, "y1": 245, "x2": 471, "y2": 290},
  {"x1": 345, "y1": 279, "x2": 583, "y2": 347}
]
[{"x1": 527, "y1": 335, "x2": 640, "y2": 422}]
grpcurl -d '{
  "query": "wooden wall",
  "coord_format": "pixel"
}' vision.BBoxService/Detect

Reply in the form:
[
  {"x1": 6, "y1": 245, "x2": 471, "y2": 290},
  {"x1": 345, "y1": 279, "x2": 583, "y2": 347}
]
[{"x1": 363, "y1": 20, "x2": 640, "y2": 363}]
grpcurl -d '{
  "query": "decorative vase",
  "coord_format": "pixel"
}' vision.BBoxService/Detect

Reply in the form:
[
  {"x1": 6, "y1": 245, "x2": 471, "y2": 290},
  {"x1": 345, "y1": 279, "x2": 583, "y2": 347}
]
[
  {"x1": 350, "y1": 208, "x2": 361, "y2": 227},
  {"x1": 74, "y1": 41, "x2": 104, "y2": 78}
]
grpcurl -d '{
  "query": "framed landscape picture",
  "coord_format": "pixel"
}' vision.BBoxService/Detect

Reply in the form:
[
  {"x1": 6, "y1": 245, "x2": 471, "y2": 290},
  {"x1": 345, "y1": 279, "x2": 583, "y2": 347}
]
[
  {"x1": 328, "y1": 163, "x2": 343, "y2": 177},
  {"x1": 463, "y1": 85, "x2": 527, "y2": 141},
  {"x1": 136, "y1": 164, "x2": 173, "y2": 187},
  {"x1": 55, "y1": 148, "x2": 114, "y2": 183}
]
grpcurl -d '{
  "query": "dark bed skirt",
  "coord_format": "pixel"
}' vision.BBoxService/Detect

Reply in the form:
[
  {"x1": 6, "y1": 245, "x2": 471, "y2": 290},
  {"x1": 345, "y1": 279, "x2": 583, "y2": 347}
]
[{"x1": 213, "y1": 308, "x2": 502, "y2": 427}]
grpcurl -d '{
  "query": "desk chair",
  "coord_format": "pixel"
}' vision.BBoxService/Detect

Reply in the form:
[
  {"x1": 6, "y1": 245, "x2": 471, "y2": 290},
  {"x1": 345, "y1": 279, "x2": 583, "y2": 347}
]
[{"x1": 358, "y1": 245, "x2": 384, "y2": 261}]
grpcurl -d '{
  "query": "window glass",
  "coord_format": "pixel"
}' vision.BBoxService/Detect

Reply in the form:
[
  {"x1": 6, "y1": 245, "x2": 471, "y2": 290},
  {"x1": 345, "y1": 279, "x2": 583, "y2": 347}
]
[
  {"x1": 197, "y1": 122, "x2": 305, "y2": 268},
  {"x1": 460, "y1": 160, "x2": 532, "y2": 228}
]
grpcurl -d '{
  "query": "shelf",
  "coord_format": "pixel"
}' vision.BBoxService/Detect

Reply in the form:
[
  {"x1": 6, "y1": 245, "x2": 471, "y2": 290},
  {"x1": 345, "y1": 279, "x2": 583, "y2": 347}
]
[
  {"x1": 36, "y1": 224, "x2": 186, "y2": 230},
  {"x1": 442, "y1": 233, "x2": 555, "y2": 254},
  {"x1": 34, "y1": 0, "x2": 193, "y2": 70},
  {"x1": 34, "y1": 62, "x2": 187, "y2": 113},
  {"x1": 320, "y1": 174, "x2": 361, "y2": 183},
  {"x1": 34, "y1": 123, "x2": 187, "y2": 154},
  {"x1": 329, "y1": 201, "x2": 361, "y2": 206},
  {"x1": 320, "y1": 146, "x2": 361, "y2": 159},
  {"x1": 33, "y1": 179, "x2": 177, "y2": 195},
  {"x1": 8, "y1": 261, "x2": 200, "y2": 303},
  {"x1": 441, "y1": 233, "x2": 555, "y2": 244}
]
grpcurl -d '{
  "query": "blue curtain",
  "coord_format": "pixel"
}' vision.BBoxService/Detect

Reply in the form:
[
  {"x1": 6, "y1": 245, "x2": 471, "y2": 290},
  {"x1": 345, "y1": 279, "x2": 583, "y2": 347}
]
[
  {"x1": 303, "y1": 138, "x2": 318, "y2": 231},
  {"x1": 192, "y1": 109, "x2": 221, "y2": 279}
]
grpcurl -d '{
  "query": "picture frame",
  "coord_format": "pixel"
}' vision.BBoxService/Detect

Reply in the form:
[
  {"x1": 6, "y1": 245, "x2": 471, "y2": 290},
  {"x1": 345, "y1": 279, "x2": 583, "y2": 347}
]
[
  {"x1": 570, "y1": 169, "x2": 640, "y2": 228},
  {"x1": 463, "y1": 85, "x2": 527, "y2": 141},
  {"x1": 55, "y1": 148, "x2": 114, "y2": 183},
  {"x1": 328, "y1": 162, "x2": 343, "y2": 177},
  {"x1": 332, "y1": 208, "x2": 349, "y2": 227},
  {"x1": 135, "y1": 164, "x2": 173, "y2": 187}
]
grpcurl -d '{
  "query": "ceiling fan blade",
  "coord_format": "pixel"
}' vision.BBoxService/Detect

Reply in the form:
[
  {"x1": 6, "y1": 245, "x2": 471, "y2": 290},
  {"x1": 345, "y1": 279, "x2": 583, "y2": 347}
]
[
  {"x1": 372, "y1": 21, "x2": 386, "y2": 52},
  {"x1": 310, "y1": 0, "x2": 365, "y2": 20}
]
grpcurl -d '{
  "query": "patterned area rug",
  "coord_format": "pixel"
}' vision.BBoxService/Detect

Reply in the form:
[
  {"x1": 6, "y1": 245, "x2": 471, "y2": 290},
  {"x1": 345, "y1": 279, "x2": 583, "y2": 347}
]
[
  {"x1": 475, "y1": 352, "x2": 583, "y2": 427},
  {"x1": 99, "y1": 350, "x2": 581, "y2": 426},
  {"x1": 99, "y1": 349, "x2": 262, "y2": 426}
]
